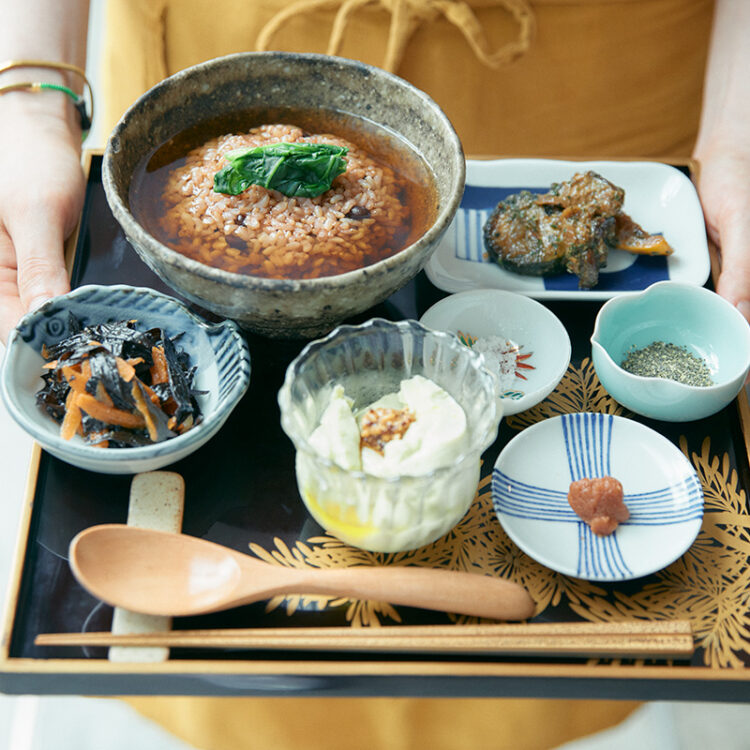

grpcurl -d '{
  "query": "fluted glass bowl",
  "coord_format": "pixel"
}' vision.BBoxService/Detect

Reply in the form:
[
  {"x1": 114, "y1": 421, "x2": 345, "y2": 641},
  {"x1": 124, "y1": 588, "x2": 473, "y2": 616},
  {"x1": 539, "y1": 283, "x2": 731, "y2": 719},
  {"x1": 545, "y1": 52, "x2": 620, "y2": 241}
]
[{"x1": 278, "y1": 318, "x2": 503, "y2": 552}]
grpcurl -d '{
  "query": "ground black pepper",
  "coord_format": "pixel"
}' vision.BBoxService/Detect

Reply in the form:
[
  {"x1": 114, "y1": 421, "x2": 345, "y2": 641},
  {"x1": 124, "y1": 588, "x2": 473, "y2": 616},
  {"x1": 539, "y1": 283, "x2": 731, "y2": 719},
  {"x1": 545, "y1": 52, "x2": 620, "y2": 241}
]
[{"x1": 620, "y1": 341, "x2": 713, "y2": 387}]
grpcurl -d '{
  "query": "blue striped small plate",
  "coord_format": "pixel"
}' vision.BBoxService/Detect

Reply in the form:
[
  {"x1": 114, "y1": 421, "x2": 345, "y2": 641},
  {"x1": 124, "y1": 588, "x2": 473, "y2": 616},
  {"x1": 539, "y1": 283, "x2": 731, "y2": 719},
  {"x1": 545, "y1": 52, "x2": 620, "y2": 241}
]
[{"x1": 492, "y1": 412, "x2": 703, "y2": 581}]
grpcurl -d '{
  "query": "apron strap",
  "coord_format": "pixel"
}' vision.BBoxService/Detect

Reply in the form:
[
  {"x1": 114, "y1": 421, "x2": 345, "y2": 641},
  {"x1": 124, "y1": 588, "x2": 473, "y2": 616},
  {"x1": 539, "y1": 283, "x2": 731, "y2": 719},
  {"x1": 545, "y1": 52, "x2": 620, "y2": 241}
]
[{"x1": 256, "y1": 0, "x2": 536, "y2": 73}]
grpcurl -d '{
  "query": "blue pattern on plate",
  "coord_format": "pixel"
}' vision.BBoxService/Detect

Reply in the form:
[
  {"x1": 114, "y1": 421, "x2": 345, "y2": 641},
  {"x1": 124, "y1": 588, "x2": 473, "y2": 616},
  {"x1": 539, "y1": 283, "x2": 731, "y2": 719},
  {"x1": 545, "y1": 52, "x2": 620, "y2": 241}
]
[
  {"x1": 579, "y1": 526, "x2": 630, "y2": 578},
  {"x1": 454, "y1": 184, "x2": 669, "y2": 290},
  {"x1": 562, "y1": 412, "x2": 614, "y2": 480},
  {"x1": 492, "y1": 413, "x2": 703, "y2": 578}
]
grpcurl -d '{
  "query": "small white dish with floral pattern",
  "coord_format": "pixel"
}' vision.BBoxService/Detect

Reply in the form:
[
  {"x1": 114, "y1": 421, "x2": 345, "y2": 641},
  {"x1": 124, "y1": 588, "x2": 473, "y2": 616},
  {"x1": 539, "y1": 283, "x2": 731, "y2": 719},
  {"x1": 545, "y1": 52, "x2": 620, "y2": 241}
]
[{"x1": 420, "y1": 289, "x2": 571, "y2": 415}]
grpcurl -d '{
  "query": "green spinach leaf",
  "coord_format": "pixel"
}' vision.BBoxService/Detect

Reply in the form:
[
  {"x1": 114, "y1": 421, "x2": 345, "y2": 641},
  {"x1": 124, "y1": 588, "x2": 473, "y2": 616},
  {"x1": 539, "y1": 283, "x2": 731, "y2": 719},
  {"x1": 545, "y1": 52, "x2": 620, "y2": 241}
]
[{"x1": 213, "y1": 142, "x2": 348, "y2": 198}]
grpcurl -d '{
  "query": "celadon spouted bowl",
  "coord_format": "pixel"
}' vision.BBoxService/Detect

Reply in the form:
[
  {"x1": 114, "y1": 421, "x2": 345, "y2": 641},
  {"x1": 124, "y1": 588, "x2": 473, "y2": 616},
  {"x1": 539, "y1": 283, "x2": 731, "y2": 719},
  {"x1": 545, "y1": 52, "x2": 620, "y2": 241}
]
[
  {"x1": 278, "y1": 318, "x2": 503, "y2": 552},
  {"x1": 591, "y1": 281, "x2": 750, "y2": 422}
]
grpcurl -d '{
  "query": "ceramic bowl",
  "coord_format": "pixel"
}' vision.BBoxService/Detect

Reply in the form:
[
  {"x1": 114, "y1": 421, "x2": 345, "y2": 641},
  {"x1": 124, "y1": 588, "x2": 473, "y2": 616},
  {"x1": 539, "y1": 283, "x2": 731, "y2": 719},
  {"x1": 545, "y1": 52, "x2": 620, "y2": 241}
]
[
  {"x1": 277, "y1": 318, "x2": 503, "y2": 552},
  {"x1": 0, "y1": 284, "x2": 251, "y2": 474},
  {"x1": 591, "y1": 281, "x2": 750, "y2": 422},
  {"x1": 103, "y1": 51, "x2": 465, "y2": 339},
  {"x1": 419, "y1": 289, "x2": 571, "y2": 415}
]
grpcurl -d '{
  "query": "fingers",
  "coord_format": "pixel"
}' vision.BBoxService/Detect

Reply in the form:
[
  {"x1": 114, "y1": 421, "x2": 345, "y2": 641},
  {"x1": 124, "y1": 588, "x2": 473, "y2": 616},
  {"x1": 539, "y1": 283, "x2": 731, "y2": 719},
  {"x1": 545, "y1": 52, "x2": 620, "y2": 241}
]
[
  {"x1": 0, "y1": 106, "x2": 86, "y2": 342},
  {"x1": 0, "y1": 188, "x2": 74, "y2": 343},
  {"x1": 693, "y1": 147, "x2": 750, "y2": 324},
  {"x1": 711, "y1": 204, "x2": 750, "y2": 324},
  {"x1": 0, "y1": 227, "x2": 24, "y2": 343},
  {"x1": 10, "y1": 206, "x2": 71, "y2": 313}
]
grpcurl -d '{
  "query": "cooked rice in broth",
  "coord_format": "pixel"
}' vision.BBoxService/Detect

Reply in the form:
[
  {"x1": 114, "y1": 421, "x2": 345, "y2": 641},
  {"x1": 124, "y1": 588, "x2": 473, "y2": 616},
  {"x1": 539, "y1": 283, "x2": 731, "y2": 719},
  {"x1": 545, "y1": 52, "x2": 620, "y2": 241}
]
[{"x1": 154, "y1": 123, "x2": 425, "y2": 279}]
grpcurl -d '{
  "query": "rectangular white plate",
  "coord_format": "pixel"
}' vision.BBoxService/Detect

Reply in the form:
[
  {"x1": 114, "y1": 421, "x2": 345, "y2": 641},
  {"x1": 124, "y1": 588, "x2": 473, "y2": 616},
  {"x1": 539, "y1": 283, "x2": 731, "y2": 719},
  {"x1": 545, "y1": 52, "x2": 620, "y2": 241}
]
[{"x1": 425, "y1": 159, "x2": 710, "y2": 301}]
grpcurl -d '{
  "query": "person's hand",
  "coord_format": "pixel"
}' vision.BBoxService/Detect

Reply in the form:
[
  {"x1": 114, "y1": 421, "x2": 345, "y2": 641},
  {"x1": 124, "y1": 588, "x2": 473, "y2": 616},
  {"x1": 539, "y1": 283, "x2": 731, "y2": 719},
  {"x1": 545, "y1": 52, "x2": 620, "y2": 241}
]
[
  {"x1": 694, "y1": 143, "x2": 750, "y2": 323},
  {"x1": 0, "y1": 96, "x2": 85, "y2": 342}
]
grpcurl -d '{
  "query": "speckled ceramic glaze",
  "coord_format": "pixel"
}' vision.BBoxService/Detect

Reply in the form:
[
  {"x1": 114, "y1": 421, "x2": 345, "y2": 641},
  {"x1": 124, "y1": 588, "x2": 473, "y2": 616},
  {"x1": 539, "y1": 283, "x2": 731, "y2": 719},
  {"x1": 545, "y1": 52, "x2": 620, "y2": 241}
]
[
  {"x1": 103, "y1": 52, "x2": 465, "y2": 338},
  {"x1": 0, "y1": 284, "x2": 251, "y2": 474}
]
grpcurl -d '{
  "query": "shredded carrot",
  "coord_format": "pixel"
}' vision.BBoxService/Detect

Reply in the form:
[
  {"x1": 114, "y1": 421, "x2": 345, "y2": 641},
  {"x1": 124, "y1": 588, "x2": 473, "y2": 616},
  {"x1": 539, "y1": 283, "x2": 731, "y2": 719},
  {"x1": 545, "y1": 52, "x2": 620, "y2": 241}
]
[
  {"x1": 75, "y1": 392, "x2": 145, "y2": 430},
  {"x1": 115, "y1": 357, "x2": 137, "y2": 383},
  {"x1": 150, "y1": 346, "x2": 169, "y2": 385},
  {"x1": 65, "y1": 375, "x2": 88, "y2": 394},
  {"x1": 161, "y1": 395, "x2": 178, "y2": 416},
  {"x1": 60, "y1": 391, "x2": 83, "y2": 440},
  {"x1": 139, "y1": 380, "x2": 162, "y2": 407},
  {"x1": 62, "y1": 360, "x2": 94, "y2": 394},
  {"x1": 60, "y1": 363, "x2": 81, "y2": 379},
  {"x1": 176, "y1": 414, "x2": 193, "y2": 434},
  {"x1": 131, "y1": 381, "x2": 159, "y2": 442},
  {"x1": 87, "y1": 431, "x2": 110, "y2": 449},
  {"x1": 167, "y1": 414, "x2": 193, "y2": 434},
  {"x1": 92, "y1": 380, "x2": 114, "y2": 407},
  {"x1": 37, "y1": 318, "x2": 200, "y2": 447}
]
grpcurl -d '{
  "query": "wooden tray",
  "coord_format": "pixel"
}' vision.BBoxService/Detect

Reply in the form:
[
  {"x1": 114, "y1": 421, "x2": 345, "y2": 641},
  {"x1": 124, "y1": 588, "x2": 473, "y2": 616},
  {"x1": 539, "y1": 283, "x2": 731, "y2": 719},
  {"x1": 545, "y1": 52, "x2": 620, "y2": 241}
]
[{"x1": 3, "y1": 153, "x2": 750, "y2": 699}]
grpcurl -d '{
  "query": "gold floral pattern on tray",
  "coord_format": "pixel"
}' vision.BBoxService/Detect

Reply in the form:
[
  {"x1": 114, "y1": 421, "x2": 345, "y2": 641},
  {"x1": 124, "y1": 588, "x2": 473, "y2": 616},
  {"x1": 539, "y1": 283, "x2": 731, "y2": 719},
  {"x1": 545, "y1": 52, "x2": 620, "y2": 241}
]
[
  {"x1": 573, "y1": 435, "x2": 750, "y2": 669},
  {"x1": 249, "y1": 359, "x2": 750, "y2": 668},
  {"x1": 505, "y1": 358, "x2": 627, "y2": 427}
]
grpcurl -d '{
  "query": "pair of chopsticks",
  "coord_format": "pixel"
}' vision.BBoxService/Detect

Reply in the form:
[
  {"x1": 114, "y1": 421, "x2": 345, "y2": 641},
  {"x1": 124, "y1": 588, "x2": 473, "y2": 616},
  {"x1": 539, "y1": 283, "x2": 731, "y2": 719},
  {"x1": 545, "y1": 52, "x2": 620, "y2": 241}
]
[{"x1": 36, "y1": 620, "x2": 694, "y2": 659}]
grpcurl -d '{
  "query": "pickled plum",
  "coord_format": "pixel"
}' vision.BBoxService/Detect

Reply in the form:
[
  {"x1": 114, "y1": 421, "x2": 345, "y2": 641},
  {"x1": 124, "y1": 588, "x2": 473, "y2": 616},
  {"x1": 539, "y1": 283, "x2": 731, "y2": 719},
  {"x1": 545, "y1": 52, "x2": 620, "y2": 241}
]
[{"x1": 567, "y1": 476, "x2": 629, "y2": 536}]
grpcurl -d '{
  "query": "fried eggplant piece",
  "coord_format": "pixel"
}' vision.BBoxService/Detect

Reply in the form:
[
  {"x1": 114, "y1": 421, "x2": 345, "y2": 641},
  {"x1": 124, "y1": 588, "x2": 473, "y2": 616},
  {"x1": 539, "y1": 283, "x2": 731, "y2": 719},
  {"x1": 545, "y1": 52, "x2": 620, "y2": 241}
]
[
  {"x1": 483, "y1": 190, "x2": 568, "y2": 277},
  {"x1": 483, "y1": 171, "x2": 671, "y2": 289}
]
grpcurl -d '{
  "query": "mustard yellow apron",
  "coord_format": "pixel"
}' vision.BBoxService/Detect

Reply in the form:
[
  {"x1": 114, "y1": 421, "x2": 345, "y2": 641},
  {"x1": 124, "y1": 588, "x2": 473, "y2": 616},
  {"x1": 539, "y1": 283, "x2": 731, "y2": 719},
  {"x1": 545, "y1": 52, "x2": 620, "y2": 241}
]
[
  {"x1": 124, "y1": 694, "x2": 641, "y2": 750},
  {"x1": 103, "y1": 0, "x2": 714, "y2": 157}
]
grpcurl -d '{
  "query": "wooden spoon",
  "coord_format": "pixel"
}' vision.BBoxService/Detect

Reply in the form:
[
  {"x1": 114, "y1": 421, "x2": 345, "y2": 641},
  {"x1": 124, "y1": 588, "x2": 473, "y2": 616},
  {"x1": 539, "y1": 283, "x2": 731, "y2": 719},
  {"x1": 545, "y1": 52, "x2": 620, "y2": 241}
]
[{"x1": 69, "y1": 524, "x2": 535, "y2": 620}]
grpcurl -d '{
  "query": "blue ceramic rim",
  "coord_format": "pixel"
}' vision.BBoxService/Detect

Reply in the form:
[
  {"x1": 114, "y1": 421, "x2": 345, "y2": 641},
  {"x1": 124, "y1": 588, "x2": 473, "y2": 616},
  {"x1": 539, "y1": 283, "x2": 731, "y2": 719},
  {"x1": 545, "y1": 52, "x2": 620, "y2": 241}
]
[{"x1": 0, "y1": 284, "x2": 251, "y2": 463}]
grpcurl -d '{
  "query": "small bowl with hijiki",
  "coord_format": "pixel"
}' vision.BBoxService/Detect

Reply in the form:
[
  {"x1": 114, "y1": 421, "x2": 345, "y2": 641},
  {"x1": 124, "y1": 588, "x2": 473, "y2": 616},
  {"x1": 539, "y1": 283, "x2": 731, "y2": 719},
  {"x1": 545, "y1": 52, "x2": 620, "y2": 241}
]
[
  {"x1": 0, "y1": 284, "x2": 251, "y2": 474},
  {"x1": 591, "y1": 281, "x2": 750, "y2": 422},
  {"x1": 419, "y1": 289, "x2": 571, "y2": 415},
  {"x1": 277, "y1": 318, "x2": 503, "y2": 552}
]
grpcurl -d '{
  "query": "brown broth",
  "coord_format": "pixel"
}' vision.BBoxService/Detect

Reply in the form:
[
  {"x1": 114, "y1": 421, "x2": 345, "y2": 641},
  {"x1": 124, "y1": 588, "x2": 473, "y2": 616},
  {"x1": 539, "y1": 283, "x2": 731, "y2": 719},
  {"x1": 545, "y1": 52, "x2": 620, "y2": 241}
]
[{"x1": 129, "y1": 107, "x2": 438, "y2": 280}]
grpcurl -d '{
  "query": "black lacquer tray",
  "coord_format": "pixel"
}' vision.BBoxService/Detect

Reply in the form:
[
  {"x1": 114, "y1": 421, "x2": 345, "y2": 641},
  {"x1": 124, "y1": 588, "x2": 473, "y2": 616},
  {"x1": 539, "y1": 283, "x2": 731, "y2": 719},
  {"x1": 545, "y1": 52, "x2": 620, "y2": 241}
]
[{"x1": 3, "y1": 154, "x2": 750, "y2": 700}]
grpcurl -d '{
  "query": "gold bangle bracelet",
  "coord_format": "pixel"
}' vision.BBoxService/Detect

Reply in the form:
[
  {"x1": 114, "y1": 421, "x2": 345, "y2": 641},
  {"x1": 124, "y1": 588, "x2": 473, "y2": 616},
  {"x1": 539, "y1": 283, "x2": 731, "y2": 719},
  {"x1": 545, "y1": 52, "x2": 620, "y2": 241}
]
[{"x1": 0, "y1": 59, "x2": 94, "y2": 128}]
